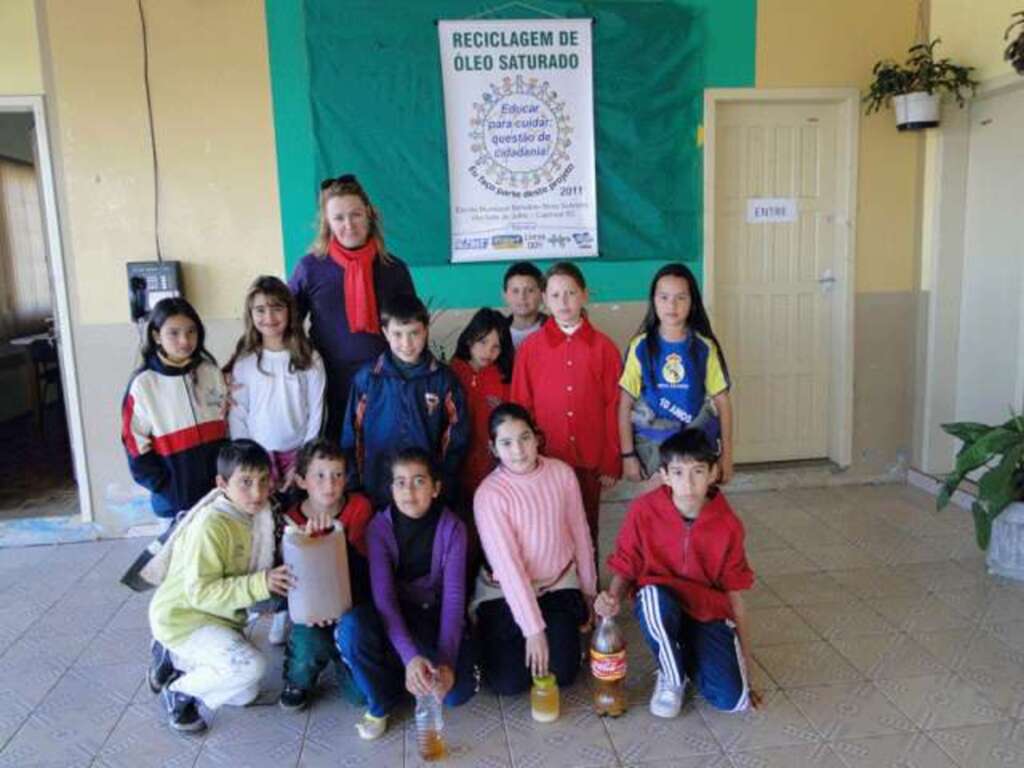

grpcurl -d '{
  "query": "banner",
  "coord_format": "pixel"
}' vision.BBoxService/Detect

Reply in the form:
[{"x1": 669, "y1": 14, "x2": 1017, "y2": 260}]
[{"x1": 438, "y1": 19, "x2": 597, "y2": 263}]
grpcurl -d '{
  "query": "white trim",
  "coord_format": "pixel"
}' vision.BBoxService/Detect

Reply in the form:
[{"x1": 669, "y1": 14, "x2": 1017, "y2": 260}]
[
  {"x1": 703, "y1": 88, "x2": 858, "y2": 468},
  {"x1": 915, "y1": 74, "x2": 1024, "y2": 475},
  {"x1": 0, "y1": 95, "x2": 92, "y2": 523}
]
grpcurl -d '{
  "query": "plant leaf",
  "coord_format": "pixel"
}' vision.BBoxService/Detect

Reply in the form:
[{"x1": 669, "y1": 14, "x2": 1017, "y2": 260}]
[
  {"x1": 977, "y1": 443, "x2": 1024, "y2": 520},
  {"x1": 947, "y1": 427, "x2": 1021, "y2": 486},
  {"x1": 972, "y1": 501, "x2": 992, "y2": 550},
  {"x1": 941, "y1": 421, "x2": 994, "y2": 444}
]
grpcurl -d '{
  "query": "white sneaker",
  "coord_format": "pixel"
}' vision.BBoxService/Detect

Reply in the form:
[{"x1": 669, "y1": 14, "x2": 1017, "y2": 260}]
[
  {"x1": 268, "y1": 610, "x2": 290, "y2": 646},
  {"x1": 649, "y1": 671, "x2": 684, "y2": 718},
  {"x1": 355, "y1": 712, "x2": 388, "y2": 740}
]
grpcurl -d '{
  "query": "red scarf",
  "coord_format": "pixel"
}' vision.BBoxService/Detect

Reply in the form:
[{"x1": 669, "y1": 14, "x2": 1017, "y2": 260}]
[{"x1": 327, "y1": 238, "x2": 380, "y2": 334}]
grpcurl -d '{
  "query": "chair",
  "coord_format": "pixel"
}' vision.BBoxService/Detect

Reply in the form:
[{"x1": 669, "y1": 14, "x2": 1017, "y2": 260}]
[{"x1": 29, "y1": 338, "x2": 62, "y2": 438}]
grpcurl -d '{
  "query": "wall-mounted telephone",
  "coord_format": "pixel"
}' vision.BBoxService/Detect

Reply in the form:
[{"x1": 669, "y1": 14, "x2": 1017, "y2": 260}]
[{"x1": 127, "y1": 261, "x2": 183, "y2": 321}]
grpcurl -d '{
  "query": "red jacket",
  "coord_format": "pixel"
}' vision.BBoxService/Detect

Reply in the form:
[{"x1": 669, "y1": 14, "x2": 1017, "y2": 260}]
[
  {"x1": 511, "y1": 317, "x2": 622, "y2": 478},
  {"x1": 282, "y1": 492, "x2": 374, "y2": 557},
  {"x1": 450, "y1": 358, "x2": 508, "y2": 502},
  {"x1": 606, "y1": 487, "x2": 754, "y2": 622}
]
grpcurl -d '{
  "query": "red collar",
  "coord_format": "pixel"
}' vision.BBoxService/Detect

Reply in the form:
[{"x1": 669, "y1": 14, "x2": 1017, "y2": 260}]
[{"x1": 542, "y1": 315, "x2": 596, "y2": 345}]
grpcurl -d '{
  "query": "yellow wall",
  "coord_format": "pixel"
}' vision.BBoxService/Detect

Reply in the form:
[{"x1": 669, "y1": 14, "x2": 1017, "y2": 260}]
[
  {"x1": 38, "y1": 0, "x2": 283, "y2": 325},
  {"x1": 931, "y1": 0, "x2": 1020, "y2": 81},
  {"x1": 756, "y1": 0, "x2": 922, "y2": 295},
  {"x1": 0, "y1": 0, "x2": 43, "y2": 94}
]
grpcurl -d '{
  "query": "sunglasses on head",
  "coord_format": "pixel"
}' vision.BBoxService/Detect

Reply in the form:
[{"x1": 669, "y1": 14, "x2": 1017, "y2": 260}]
[{"x1": 320, "y1": 174, "x2": 358, "y2": 190}]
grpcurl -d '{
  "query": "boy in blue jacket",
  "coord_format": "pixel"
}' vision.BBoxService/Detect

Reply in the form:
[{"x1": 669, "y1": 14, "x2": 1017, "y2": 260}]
[{"x1": 342, "y1": 294, "x2": 469, "y2": 508}]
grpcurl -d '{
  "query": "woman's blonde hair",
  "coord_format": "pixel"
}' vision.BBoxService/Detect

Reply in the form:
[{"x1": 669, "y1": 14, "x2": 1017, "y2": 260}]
[
  {"x1": 310, "y1": 175, "x2": 393, "y2": 265},
  {"x1": 225, "y1": 276, "x2": 315, "y2": 375}
]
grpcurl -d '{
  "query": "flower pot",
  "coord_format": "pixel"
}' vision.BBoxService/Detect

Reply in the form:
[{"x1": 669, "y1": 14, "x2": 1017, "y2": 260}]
[
  {"x1": 988, "y1": 500, "x2": 1024, "y2": 581},
  {"x1": 893, "y1": 92, "x2": 940, "y2": 131}
]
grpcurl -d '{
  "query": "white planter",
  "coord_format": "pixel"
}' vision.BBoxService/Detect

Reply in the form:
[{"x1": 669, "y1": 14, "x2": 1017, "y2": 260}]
[
  {"x1": 893, "y1": 92, "x2": 941, "y2": 131},
  {"x1": 988, "y1": 501, "x2": 1024, "y2": 581}
]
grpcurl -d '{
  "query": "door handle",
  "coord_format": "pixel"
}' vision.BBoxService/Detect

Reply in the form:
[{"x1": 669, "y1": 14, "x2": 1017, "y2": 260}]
[{"x1": 817, "y1": 270, "x2": 836, "y2": 285}]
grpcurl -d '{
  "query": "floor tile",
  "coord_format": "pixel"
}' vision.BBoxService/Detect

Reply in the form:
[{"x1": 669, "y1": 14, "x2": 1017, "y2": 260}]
[
  {"x1": 830, "y1": 730, "x2": 959, "y2": 767},
  {"x1": 604, "y1": 699, "x2": 721, "y2": 763},
  {"x1": 876, "y1": 673, "x2": 1009, "y2": 730},
  {"x1": 96, "y1": 701, "x2": 206, "y2": 768},
  {"x1": 698, "y1": 689, "x2": 820, "y2": 752},
  {"x1": 926, "y1": 720, "x2": 1024, "y2": 767},
  {"x1": 803, "y1": 545, "x2": 885, "y2": 572},
  {"x1": 827, "y1": 567, "x2": 929, "y2": 600},
  {"x1": 758, "y1": 573, "x2": 850, "y2": 606},
  {"x1": 194, "y1": 736, "x2": 303, "y2": 768},
  {"x1": 504, "y1": 683, "x2": 618, "y2": 767},
  {"x1": 792, "y1": 600, "x2": 896, "y2": 641},
  {"x1": 832, "y1": 634, "x2": 947, "y2": 681},
  {"x1": 750, "y1": 547, "x2": 821, "y2": 577},
  {"x1": 754, "y1": 642, "x2": 863, "y2": 688},
  {"x1": 787, "y1": 682, "x2": 916, "y2": 740},
  {"x1": 728, "y1": 742, "x2": 846, "y2": 768},
  {"x1": 871, "y1": 595, "x2": 976, "y2": 634},
  {"x1": 622, "y1": 755, "x2": 730, "y2": 768},
  {"x1": 0, "y1": 711, "x2": 109, "y2": 768},
  {"x1": 749, "y1": 607, "x2": 820, "y2": 647}
]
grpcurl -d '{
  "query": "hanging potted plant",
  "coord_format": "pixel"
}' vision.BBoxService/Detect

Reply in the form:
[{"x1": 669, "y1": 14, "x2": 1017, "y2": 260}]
[
  {"x1": 937, "y1": 413, "x2": 1024, "y2": 580},
  {"x1": 864, "y1": 38, "x2": 978, "y2": 130},
  {"x1": 1006, "y1": 10, "x2": 1024, "y2": 75}
]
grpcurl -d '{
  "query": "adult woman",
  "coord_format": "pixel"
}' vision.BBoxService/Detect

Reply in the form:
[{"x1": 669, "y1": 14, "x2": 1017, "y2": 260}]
[{"x1": 289, "y1": 175, "x2": 416, "y2": 439}]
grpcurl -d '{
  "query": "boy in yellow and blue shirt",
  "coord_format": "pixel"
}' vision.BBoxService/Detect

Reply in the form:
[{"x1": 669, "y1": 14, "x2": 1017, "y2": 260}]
[{"x1": 147, "y1": 439, "x2": 293, "y2": 732}]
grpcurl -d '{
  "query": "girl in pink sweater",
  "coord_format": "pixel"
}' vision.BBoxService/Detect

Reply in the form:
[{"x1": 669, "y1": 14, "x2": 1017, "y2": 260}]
[{"x1": 472, "y1": 403, "x2": 597, "y2": 695}]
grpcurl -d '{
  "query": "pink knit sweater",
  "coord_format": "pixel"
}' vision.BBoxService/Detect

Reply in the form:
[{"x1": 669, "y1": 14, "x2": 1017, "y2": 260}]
[{"x1": 473, "y1": 456, "x2": 598, "y2": 636}]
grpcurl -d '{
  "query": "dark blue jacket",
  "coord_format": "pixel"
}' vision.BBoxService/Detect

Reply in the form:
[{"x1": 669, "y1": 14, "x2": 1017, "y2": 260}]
[{"x1": 341, "y1": 351, "x2": 469, "y2": 508}]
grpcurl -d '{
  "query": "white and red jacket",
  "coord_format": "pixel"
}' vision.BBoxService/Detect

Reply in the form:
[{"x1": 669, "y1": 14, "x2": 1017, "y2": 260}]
[{"x1": 121, "y1": 354, "x2": 228, "y2": 518}]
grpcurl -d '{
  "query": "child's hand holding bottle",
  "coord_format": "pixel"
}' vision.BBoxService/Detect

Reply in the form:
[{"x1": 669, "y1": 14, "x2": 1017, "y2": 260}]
[{"x1": 265, "y1": 564, "x2": 295, "y2": 596}]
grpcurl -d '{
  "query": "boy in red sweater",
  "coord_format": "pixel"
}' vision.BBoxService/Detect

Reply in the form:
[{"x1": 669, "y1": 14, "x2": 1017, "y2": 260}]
[
  {"x1": 595, "y1": 428, "x2": 759, "y2": 718},
  {"x1": 510, "y1": 261, "x2": 621, "y2": 554}
]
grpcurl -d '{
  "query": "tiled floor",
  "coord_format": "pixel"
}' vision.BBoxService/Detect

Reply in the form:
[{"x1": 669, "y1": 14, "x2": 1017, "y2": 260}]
[{"x1": 2, "y1": 483, "x2": 1024, "y2": 767}]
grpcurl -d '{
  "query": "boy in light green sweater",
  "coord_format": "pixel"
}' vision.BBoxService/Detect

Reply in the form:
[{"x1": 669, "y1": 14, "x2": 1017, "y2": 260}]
[{"x1": 148, "y1": 439, "x2": 293, "y2": 733}]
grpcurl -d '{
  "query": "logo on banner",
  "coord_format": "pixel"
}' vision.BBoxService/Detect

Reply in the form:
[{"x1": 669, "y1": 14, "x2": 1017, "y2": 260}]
[
  {"x1": 571, "y1": 231, "x2": 594, "y2": 248},
  {"x1": 454, "y1": 237, "x2": 490, "y2": 250},
  {"x1": 469, "y1": 75, "x2": 572, "y2": 195},
  {"x1": 491, "y1": 234, "x2": 524, "y2": 250}
]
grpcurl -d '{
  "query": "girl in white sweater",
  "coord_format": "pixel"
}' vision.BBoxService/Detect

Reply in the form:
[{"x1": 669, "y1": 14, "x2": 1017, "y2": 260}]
[{"x1": 226, "y1": 276, "x2": 326, "y2": 488}]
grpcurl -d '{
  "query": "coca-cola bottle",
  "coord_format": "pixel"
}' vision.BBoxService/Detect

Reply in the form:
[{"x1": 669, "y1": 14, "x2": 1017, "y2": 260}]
[{"x1": 590, "y1": 615, "x2": 627, "y2": 716}]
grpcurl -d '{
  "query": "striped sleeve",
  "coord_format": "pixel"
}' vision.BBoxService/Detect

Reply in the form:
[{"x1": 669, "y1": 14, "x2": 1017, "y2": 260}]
[
  {"x1": 618, "y1": 335, "x2": 645, "y2": 399},
  {"x1": 702, "y1": 336, "x2": 729, "y2": 396}
]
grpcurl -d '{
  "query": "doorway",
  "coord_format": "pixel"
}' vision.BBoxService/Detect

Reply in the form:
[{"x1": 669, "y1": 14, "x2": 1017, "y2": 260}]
[
  {"x1": 703, "y1": 89, "x2": 857, "y2": 467},
  {"x1": 0, "y1": 97, "x2": 91, "y2": 523}
]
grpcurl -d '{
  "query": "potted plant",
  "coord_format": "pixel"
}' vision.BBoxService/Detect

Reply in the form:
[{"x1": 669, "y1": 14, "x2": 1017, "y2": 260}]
[
  {"x1": 937, "y1": 413, "x2": 1024, "y2": 580},
  {"x1": 864, "y1": 38, "x2": 978, "y2": 130},
  {"x1": 1006, "y1": 11, "x2": 1024, "y2": 75}
]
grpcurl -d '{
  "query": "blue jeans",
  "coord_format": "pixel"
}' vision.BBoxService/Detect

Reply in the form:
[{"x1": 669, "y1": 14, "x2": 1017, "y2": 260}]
[
  {"x1": 634, "y1": 584, "x2": 749, "y2": 711},
  {"x1": 335, "y1": 603, "x2": 478, "y2": 717}
]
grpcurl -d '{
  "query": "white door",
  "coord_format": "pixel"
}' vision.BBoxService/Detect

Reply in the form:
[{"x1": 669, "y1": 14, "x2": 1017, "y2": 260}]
[
  {"x1": 954, "y1": 86, "x2": 1024, "y2": 424},
  {"x1": 711, "y1": 100, "x2": 850, "y2": 463}
]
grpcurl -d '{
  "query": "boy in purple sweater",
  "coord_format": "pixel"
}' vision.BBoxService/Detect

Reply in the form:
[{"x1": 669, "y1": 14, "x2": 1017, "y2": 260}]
[{"x1": 335, "y1": 448, "x2": 477, "y2": 740}]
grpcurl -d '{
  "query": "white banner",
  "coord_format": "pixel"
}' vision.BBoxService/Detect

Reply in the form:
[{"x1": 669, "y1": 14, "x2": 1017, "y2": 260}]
[{"x1": 438, "y1": 19, "x2": 598, "y2": 263}]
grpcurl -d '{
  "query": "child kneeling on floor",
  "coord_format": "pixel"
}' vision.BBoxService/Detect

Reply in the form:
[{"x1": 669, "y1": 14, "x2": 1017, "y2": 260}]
[
  {"x1": 277, "y1": 438, "x2": 373, "y2": 712},
  {"x1": 146, "y1": 439, "x2": 293, "y2": 732},
  {"x1": 595, "y1": 428, "x2": 760, "y2": 718},
  {"x1": 336, "y1": 448, "x2": 477, "y2": 740}
]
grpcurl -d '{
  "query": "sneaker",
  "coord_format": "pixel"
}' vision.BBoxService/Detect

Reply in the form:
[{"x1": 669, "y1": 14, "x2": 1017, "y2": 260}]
[
  {"x1": 649, "y1": 671, "x2": 684, "y2": 719},
  {"x1": 268, "y1": 610, "x2": 290, "y2": 646},
  {"x1": 278, "y1": 684, "x2": 309, "y2": 712},
  {"x1": 355, "y1": 711, "x2": 388, "y2": 740},
  {"x1": 161, "y1": 687, "x2": 206, "y2": 733},
  {"x1": 147, "y1": 640, "x2": 177, "y2": 694}
]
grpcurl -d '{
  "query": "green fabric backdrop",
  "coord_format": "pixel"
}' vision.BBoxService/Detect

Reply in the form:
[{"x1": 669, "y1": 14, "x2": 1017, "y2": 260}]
[{"x1": 265, "y1": 0, "x2": 757, "y2": 307}]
